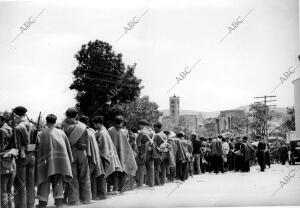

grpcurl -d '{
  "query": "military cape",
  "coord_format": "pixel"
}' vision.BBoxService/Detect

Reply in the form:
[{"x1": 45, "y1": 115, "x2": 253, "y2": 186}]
[{"x1": 108, "y1": 126, "x2": 137, "y2": 176}]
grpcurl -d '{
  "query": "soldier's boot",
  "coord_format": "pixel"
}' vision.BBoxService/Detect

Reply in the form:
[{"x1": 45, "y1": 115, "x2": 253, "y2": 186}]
[
  {"x1": 35, "y1": 200, "x2": 47, "y2": 208},
  {"x1": 55, "y1": 198, "x2": 64, "y2": 208},
  {"x1": 7, "y1": 193, "x2": 13, "y2": 208},
  {"x1": 2, "y1": 193, "x2": 8, "y2": 208},
  {"x1": 120, "y1": 176, "x2": 130, "y2": 193}
]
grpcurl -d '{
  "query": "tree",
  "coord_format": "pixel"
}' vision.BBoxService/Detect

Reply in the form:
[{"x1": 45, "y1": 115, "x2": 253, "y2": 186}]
[
  {"x1": 285, "y1": 106, "x2": 295, "y2": 131},
  {"x1": 70, "y1": 40, "x2": 143, "y2": 118},
  {"x1": 248, "y1": 103, "x2": 273, "y2": 137},
  {"x1": 267, "y1": 107, "x2": 295, "y2": 138},
  {"x1": 106, "y1": 96, "x2": 160, "y2": 129}
]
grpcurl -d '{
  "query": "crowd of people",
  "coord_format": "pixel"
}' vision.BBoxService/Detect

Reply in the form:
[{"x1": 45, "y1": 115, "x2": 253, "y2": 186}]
[{"x1": 0, "y1": 106, "x2": 281, "y2": 208}]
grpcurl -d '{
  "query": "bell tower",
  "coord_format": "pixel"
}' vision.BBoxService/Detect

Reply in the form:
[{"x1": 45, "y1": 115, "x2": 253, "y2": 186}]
[{"x1": 169, "y1": 95, "x2": 180, "y2": 126}]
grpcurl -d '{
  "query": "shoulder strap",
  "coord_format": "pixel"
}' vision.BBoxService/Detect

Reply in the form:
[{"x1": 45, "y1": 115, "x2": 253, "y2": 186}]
[
  {"x1": 19, "y1": 123, "x2": 32, "y2": 144},
  {"x1": 68, "y1": 121, "x2": 86, "y2": 146},
  {"x1": 151, "y1": 133, "x2": 155, "y2": 140}
]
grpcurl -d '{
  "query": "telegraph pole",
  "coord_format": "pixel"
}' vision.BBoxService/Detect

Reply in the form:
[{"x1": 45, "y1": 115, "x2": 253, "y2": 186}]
[{"x1": 254, "y1": 95, "x2": 277, "y2": 140}]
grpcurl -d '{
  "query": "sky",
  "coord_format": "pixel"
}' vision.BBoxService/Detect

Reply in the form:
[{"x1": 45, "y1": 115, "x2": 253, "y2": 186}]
[{"x1": 0, "y1": 0, "x2": 299, "y2": 121}]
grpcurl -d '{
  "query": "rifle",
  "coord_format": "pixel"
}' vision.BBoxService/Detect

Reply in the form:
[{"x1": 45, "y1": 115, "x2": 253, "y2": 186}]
[
  {"x1": 33, "y1": 112, "x2": 42, "y2": 145},
  {"x1": 11, "y1": 110, "x2": 17, "y2": 149},
  {"x1": 21, "y1": 112, "x2": 42, "y2": 154},
  {"x1": 33, "y1": 112, "x2": 41, "y2": 183}
]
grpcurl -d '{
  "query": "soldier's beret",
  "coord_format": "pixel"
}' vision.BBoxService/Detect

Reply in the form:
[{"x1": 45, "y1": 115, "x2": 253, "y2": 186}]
[{"x1": 13, "y1": 106, "x2": 27, "y2": 116}]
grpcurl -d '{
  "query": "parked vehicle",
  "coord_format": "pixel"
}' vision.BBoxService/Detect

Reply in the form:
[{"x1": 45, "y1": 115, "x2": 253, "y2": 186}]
[{"x1": 288, "y1": 139, "x2": 300, "y2": 165}]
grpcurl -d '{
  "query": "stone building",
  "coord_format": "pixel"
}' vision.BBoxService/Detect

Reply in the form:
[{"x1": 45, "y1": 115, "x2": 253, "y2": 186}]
[
  {"x1": 169, "y1": 95, "x2": 180, "y2": 126},
  {"x1": 161, "y1": 96, "x2": 247, "y2": 137},
  {"x1": 162, "y1": 95, "x2": 205, "y2": 136}
]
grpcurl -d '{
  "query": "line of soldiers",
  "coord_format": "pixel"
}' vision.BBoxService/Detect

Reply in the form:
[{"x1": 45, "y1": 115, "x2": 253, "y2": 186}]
[{"x1": 0, "y1": 106, "x2": 196, "y2": 208}]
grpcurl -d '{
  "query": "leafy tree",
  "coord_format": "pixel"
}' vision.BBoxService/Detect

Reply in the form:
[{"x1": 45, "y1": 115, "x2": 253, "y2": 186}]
[
  {"x1": 248, "y1": 103, "x2": 273, "y2": 137},
  {"x1": 285, "y1": 106, "x2": 295, "y2": 131},
  {"x1": 267, "y1": 107, "x2": 295, "y2": 138},
  {"x1": 106, "y1": 96, "x2": 160, "y2": 129},
  {"x1": 70, "y1": 40, "x2": 143, "y2": 118}
]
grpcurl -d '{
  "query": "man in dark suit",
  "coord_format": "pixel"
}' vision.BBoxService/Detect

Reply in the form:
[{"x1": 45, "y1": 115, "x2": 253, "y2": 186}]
[
  {"x1": 257, "y1": 136, "x2": 266, "y2": 172},
  {"x1": 211, "y1": 136, "x2": 224, "y2": 174}
]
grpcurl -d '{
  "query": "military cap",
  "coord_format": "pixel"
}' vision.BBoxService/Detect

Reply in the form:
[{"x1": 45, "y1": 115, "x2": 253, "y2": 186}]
[{"x1": 13, "y1": 106, "x2": 27, "y2": 116}]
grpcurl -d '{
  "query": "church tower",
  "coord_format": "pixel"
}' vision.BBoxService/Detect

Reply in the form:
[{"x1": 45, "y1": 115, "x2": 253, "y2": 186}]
[{"x1": 169, "y1": 95, "x2": 180, "y2": 126}]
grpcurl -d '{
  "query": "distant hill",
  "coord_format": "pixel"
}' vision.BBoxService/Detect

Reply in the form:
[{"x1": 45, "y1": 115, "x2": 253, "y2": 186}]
[
  {"x1": 160, "y1": 109, "x2": 219, "y2": 119},
  {"x1": 271, "y1": 107, "x2": 288, "y2": 114},
  {"x1": 160, "y1": 105, "x2": 288, "y2": 119},
  {"x1": 233, "y1": 105, "x2": 287, "y2": 114}
]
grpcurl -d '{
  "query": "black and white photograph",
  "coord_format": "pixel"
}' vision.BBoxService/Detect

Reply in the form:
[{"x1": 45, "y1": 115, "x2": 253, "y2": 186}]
[{"x1": 0, "y1": 0, "x2": 299, "y2": 207}]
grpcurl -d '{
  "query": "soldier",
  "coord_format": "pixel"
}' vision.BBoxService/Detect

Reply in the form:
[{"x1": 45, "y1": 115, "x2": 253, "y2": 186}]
[
  {"x1": 35, "y1": 114, "x2": 73, "y2": 208},
  {"x1": 128, "y1": 127, "x2": 138, "y2": 190},
  {"x1": 164, "y1": 130, "x2": 177, "y2": 182},
  {"x1": 78, "y1": 116, "x2": 105, "y2": 200},
  {"x1": 0, "y1": 113, "x2": 17, "y2": 208},
  {"x1": 108, "y1": 116, "x2": 137, "y2": 192},
  {"x1": 136, "y1": 120, "x2": 155, "y2": 187},
  {"x1": 128, "y1": 127, "x2": 138, "y2": 156},
  {"x1": 62, "y1": 108, "x2": 92, "y2": 205},
  {"x1": 92, "y1": 116, "x2": 122, "y2": 199},
  {"x1": 176, "y1": 132, "x2": 190, "y2": 181},
  {"x1": 13, "y1": 106, "x2": 36, "y2": 208},
  {"x1": 153, "y1": 122, "x2": 169, "y2": 186}
]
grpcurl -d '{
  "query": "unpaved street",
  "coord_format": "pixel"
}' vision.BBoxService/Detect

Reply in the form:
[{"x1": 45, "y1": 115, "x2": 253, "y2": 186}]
[{"x1": 46, "y1": 164, "x2": 300, "y2": 207}]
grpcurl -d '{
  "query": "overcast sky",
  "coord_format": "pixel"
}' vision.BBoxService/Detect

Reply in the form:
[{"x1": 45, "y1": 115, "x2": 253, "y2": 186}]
[{"x1": 0, "y1": 0, "x2": 299, "y2": 120}]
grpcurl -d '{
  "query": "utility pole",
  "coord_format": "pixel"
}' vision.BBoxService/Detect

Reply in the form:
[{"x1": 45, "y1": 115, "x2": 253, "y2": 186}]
[{"x1": 254, "y1": 95, "x2": 277, "y2": 141}]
